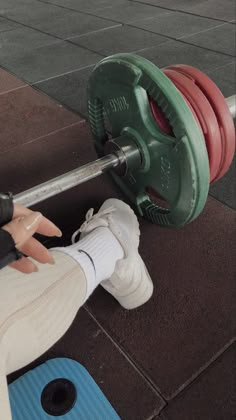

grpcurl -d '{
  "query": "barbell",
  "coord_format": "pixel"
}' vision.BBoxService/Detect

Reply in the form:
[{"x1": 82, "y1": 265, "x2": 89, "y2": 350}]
[{"x1": 15, "y1": 54, "x2": 235, "y2": 227}]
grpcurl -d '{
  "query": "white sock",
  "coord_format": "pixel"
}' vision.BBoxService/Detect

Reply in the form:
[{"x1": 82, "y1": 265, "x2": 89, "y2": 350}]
[{"x1": 53, "y1": 227, "x2": 124, "y2": 301}]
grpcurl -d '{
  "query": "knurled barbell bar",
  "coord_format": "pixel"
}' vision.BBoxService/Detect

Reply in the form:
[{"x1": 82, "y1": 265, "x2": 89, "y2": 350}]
[{"x1": 14, "y1": 54, "x2": 236, "y2": 228}]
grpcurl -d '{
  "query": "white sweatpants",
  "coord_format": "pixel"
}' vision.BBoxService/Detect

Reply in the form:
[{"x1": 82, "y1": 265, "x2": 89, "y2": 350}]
[{"x1": 0, "y1": 251, "x2": 88, "y2": 419}]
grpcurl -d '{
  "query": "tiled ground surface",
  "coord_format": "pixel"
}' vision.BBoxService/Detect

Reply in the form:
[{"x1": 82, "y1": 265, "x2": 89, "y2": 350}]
[{"x1": 0, "y1": 0, "x2": 236, "y2": 418}]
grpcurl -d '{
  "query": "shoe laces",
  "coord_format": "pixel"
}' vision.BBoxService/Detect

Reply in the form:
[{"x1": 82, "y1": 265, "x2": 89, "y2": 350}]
[{"x1": 71, "y1": 206, "x2": 116, "y2": 244}]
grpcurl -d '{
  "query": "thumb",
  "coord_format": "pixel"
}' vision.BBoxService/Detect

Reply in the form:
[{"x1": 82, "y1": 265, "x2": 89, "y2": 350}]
[{"x1": 2, "y1": 212, "x2": 42, "y2": 248}]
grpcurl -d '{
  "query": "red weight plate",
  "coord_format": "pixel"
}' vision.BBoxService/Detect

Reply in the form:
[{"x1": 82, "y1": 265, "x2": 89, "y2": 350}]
[
  {"x1": 149, "y1": 95, "x2": 173, "y2": 135},
  {"x1": 164, "y1": 67, "x2": 222, "y2": 183},
  {"x1": 149, "y1": 87, "x2": 199, "y2": 136},
  {"x1": 167, "y1": 64, "x2": 235, "y2": 182}
]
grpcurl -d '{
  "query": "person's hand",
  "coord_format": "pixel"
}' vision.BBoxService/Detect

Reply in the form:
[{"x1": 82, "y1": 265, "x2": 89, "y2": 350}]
[{"x1": 2, "y1": 204, "x2": 62, "y2": 273}]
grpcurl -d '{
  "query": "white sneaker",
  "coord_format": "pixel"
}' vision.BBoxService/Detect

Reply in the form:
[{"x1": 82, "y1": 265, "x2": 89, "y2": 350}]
[{"x1": 73, "y1": 199, "x2": 153, "y2": 310}]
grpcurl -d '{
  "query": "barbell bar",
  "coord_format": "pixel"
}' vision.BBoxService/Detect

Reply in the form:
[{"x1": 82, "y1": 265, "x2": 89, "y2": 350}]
[
  {"x1": 14, "y1": 95, "x2": 235, "y2": 208},
  {"x1": 227, "y1": 95, "x2": 236, "y2": 119},
  {"x1": 14, "y1": 54, "x2": 236, "y2": 227},
  {"x1": 14, "y1": 142, "x2": 140, "y2": 207}
]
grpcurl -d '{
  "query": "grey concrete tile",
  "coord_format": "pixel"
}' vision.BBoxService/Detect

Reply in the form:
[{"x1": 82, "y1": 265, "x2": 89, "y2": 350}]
[
  {"x1": 132, "y1": 11, "x2": 222, "y2": 39},
  {"x1": 0, "y1": 41, "x2": 102, "y2": 83},
  {"x1": 0, "y1": 27, "x2": 59, "y2": 56},
  {"x1": 70, "y1": 25, "x2": 169, "y2": 56},
  {"x1": 92, "y1": 1, "x2": 168, "y2": 24},
  {"x1": 35, "y1": 66, "x2": 94, "y2": 117},
  {"x1": 0, "y1": 17, "x2": 21, "y2": 33},
  {"x1": 182, "y1": 24, "x2": 236, "y2": 57},
  {"x1": 139, "y1": 40, "x2": 234, "y2": 73}
]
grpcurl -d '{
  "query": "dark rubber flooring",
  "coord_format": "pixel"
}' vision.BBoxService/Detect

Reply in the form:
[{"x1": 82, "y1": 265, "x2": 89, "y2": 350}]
[{"x1": 0, "y1": 1, "x2": 235, "y2": 418}]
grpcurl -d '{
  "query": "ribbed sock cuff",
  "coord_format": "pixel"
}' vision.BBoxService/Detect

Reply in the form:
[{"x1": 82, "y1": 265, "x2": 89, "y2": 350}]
[
  {"x1": 52, "y1": 227, "x2": 123, "y2": 301},
  {"x1": 51, "y1": 248, "x2": 96, "y2": 301}
]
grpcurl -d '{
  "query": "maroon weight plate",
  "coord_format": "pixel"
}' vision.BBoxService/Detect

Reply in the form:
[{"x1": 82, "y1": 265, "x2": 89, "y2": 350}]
[
  {"x1": 149, "y1": 85, "x2": 199, "y2": 136},
  {"x1": 168, "y1": 65, "x2": 235, "y2": 182},
  {"x1": 164, "y1": 67, "x2": 222, "y2": 182},
  {"x1": 149, "y1": 95, "x2": 173, "y2": 135}
]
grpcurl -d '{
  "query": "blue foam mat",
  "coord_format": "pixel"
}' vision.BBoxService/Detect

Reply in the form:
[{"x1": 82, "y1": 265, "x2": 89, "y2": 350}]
[{"x1": 9, "y1": 358, "x2": 120, "y2": 419}]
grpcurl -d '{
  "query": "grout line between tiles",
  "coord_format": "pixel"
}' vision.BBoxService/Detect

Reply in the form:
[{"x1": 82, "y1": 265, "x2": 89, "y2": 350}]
[
  {"x1": 157, "y1": 339, "x2": 236, "y2": 418},
  {"x1": 65, "y1": 23, "x2": 122, "y2": 41},
  {"x1": 0, "y1": 12, "x2": 119, "y2": 53},
  {"x1": 84, "y1": 305, "x2": 167, "y2": 404},
  {"x1": 85, "y1": 305, "x2": 236, "y2": 402},
  {"x1": 174, "y1": 37, "x2": 236, "y2": 58},
  {"x1": 0, "y1": 27, "x2": 21, "y2": 35},
  {"x1": 26, "y1": 0, "x2": 127, "y2": 25},
  {"x1": 131, "y1": 0, "x2": 235, "y2": 24},
  {"x1": 31, "y1": 63, "x2": 95, "y2": 85},
  {"x1": 209, "y1": 192, "x2": 236, "y2": 212},
  {"x1": 165, "y1": 337, "x2": 236, "y2": 401},
  {"x1": 0, "y1": 120, "x2": 86, "y2": 157},
  {"x1": 0, "y1": 84, "x2": 27, "y2": 96},
  {"x1": 127, "y1": 22, "x2": 235, "y2": 57}
]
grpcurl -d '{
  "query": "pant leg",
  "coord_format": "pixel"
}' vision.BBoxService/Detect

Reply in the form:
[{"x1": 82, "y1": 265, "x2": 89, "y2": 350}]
[{"x1": 0, "y1": 251, "x2": 88, "y2": 419}]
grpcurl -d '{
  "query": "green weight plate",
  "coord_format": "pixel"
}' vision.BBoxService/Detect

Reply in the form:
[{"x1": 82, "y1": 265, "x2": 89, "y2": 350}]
[{"x1": 87, "y1": 54, "x2": 210, "y2": 227}]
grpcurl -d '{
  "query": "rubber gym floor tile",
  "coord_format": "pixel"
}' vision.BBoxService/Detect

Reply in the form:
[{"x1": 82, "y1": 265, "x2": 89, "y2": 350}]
[
  {"x1": 131, "y1": 11, "x2": 222, "y2": 39},
  {"x1": 7, "y1": 308, "x2": 165, "y2": 419},
  {"x1": 1, "y1": 2, "x2": 70, "y2": 26},
  {"x1": 210, "y1": 155, "x2": 236, "y2": 210},
  {"x1": 206, "y1": 62, "x2": 236, "y2": 97},
  {"x1": 35, "y1": 66, "x2": 94, "y2": 118},
  {"x1": 139, "y1": 40, "x2": 234, "y2": 73},
  {"x1": 0, "y1": 27, "x2": 59, "y2": 57},
  {"x1": 32, "y1": 11, "x2": 120, "y2": 39},
  {"x1": 70, "y1": 25, "x2": 169, "y2": 57},
  {"x1": 133, "y1": 0, "x2": 235, "y2": 22},
  {"x1": 181, "y1": 24, "x2": 236, "y2": 57},
  {"x1": 0, "y1": 122, "x2": 122, "y2": 230},
  {"x1": 206, "y1": 63, "x2": 236, "y2": 209},
  {"x1": 160, "y1": 343, "x2": 236, "y2": 420},
  {"x1": 0, "y1": 41, "x2": 102, "y2": 84},
  {"x1": 1, "y1": 2, "x2": 120, "y2": 38},
  {"x1": 0, "y1": 16, "x2": 21, "y2": 32},
  {"x1": 183, "y1": 0, "x2": 236, "y2": 23},
  {"x1": 0, "y1": 123, "x2": 92, "y2": 193},
  {"x1": 0, "y1": 68, "x2": 26, "y2": 94},
  {"x1": 86, "y1": 197, "x2": 236, "y2": 399},
  {"x1": 0, "y1": 0, "x2": 36, "y2": 13},
  {"x1": 0, "y1": 0, "x2": 37, "y2": 8},
  {"x1": 0, "y1": 85, "x2": 81, "y2": 152},
  {"x1": 44, "y1": 0, "x2": 125, "y2": 13},
  {"x1": 92, "y1": 1, "x2": 168, "y2": 24},
  {"x1": 131, "y1": 0, "x2": 206, "y2": 11}
]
